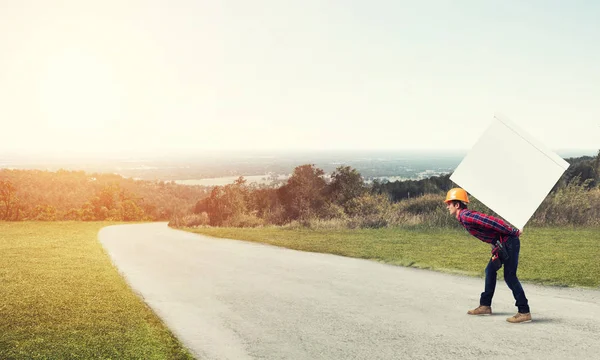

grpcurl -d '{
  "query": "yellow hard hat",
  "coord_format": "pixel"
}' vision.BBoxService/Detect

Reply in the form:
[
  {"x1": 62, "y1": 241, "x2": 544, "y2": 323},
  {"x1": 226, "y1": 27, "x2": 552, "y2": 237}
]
[{"x1": 445, "y1": 188, "x2": 469, "y2": 203}]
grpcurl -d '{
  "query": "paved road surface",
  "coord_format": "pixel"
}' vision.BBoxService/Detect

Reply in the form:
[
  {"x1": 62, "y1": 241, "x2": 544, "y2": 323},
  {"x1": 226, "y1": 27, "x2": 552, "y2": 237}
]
[{"x1": 99, "y1": 223, "x2": 600, "y2": 360}]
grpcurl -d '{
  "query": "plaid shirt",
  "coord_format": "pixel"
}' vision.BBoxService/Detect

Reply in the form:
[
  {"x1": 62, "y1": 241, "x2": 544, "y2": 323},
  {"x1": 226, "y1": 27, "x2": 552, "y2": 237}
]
[{"x1": 458, "y1": 209, "x2": 519, "y2": 244}]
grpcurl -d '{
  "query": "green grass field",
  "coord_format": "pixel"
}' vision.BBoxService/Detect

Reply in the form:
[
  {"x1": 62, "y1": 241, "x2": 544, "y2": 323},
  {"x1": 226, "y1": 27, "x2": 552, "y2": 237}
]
[
  {"x1": 0, "y1": 222, "x2": 194, "y2": 360},
  {"x1": 185, "y1": 225, "x2": 600, "y2": 288}
]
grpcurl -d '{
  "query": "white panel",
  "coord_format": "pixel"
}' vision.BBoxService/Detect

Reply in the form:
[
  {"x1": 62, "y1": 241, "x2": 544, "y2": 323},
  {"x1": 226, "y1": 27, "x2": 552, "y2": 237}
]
[{"x1": 450, "y1": 115, "x2": 569, "y2": 230}]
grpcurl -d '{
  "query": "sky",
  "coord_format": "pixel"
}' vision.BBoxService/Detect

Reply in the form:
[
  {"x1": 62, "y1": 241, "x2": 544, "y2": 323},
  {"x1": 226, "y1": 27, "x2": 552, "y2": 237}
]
[{"x1": 1, "y1": 0, "x2": 599, "y2": 156}]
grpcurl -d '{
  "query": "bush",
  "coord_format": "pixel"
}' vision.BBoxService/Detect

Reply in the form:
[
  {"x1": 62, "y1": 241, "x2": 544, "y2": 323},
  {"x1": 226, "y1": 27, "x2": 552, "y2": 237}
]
[
  {"x1": 396, "y1": 193, "x2": 455, "y2": 229},
  {"x1": 344, "y1": 194, "x2": 401, "y2": 228},
  {"x1": 263, "y1": 204, "x2": 288, "y2": 226},
  {"x1": 345, "y1": 194, "x2": 392, "y2": 217},
  {"x1": 64, "y1": 208, "x2": 82, "y2": 221},
  {"x1": 223, "y1": 213, "x2": 264, "y2": 228},
  {"x1": 531, "y1": 178, "x2": 600, "y2": 226},
  {"x1": 319, "y1": 202, "x2": 348, "y2": 220},
  {"x1": 32, "y1": 204, "x2": 57, "y2": 221},
  {"x1": 399, "y1": 193, "x2": 443, "y2": 215},
  {"x1": 168, "y1": 212, "x2": 210, "y2": 228}
]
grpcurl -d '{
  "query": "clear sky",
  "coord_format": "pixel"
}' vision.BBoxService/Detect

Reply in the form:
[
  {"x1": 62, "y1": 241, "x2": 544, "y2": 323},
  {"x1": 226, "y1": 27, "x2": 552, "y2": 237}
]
[{"x1": 1, "y1": 0, "x2": 599, "y2": 156}]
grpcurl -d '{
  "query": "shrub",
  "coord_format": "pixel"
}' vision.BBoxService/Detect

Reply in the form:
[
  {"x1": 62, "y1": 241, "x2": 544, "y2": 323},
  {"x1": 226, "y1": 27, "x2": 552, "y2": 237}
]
[
  {"x1": 263, "y1": 204, "x2": 288, "y2": 225},
  {"x1": 345, "y1": 194, "x2": 393, "y2": 217},
  {"x1": 168, "y1": 212, "x2": 210, "y2": 228},
  {"x1": 344, "y1": 194, "x2": 401, "y2": 228},
  {"x1": 223, "y1": 213, "x2": 264, "y2": 228},
  {"x1": 531, "y1": 178, "x2": 600, "y2": 226},
  {"x1": 319, "y1": 202, "x2": 348, "y2": 220},
  {"x1": 399, "y1": 193, "x2": 443, "y2": 215}
]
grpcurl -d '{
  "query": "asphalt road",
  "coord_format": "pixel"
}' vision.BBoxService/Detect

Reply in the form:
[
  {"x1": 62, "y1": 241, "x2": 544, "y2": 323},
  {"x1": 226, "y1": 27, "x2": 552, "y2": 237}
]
[{"x1": 99, "y1": 223, "x2": 600, "y2": 360}]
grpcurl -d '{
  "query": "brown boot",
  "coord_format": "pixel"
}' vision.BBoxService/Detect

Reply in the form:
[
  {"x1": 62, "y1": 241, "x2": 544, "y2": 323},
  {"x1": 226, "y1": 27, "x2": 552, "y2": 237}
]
[
  {"x1": 506, "y1": 312, "x2": 532, "y2": 323},
  {"x1": 467, "y1": 305, "x2": 492, "y2": 315}
]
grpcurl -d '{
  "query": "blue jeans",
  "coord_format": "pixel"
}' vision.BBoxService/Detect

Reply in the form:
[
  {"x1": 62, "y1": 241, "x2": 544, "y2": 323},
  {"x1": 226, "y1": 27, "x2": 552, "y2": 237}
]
[{"x1": 480, "y1": 236, "x2": 530, "y2": 313}]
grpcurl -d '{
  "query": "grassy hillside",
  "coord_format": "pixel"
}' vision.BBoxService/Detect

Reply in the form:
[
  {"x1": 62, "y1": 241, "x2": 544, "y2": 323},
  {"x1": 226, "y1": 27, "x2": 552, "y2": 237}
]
[
  {"x1": 185, "y1": 225, "x2": 600, "y2": 288},
  {"x1": 0, "y1": 222, "x2": 194, "y2": 360}
]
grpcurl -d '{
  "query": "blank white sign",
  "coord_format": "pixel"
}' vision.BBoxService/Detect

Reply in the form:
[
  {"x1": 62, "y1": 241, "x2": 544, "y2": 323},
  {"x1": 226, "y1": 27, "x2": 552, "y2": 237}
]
[{"x1": 450, "y1": 115, "x2": 570, "y2": 230}]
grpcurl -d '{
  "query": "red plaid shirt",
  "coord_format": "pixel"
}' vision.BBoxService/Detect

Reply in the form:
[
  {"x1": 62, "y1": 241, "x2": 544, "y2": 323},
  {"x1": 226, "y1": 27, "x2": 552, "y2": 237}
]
[{"x1": 457, "y1": 209, "x2": 519, "y2": 244}]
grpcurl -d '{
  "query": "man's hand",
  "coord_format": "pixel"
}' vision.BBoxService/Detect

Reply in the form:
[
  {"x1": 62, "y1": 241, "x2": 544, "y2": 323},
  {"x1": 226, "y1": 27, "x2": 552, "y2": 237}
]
[{"x1": 517, "y1": 229, "x2": 523, "y2": 237}]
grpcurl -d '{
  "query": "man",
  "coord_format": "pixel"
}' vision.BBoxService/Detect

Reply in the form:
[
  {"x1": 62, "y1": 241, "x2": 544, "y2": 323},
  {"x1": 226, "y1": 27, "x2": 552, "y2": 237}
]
[{"x1": 444, "y1": 188, "x2": 532, "y2": 323}]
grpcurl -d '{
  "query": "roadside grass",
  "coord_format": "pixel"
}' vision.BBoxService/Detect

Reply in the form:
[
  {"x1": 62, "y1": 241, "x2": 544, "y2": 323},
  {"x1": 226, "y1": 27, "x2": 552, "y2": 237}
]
[
  {"x1": 184, "y1": 225, "x2": 600, "y2": 288},
  {"x1": 0, "y1": 222, "x2": 194, "y2": 360}
]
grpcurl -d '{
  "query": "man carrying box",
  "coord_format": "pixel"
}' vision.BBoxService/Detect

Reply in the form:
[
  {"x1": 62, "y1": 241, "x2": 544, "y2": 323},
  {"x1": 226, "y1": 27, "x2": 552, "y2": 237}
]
[{"x1": 445, "y1": 187, "x2": 532, "y2": 324}]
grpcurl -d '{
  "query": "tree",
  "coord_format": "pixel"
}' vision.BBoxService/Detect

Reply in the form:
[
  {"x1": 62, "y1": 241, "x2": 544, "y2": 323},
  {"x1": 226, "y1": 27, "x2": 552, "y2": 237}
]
[
  {"x1": 33, "y1": 204, "x2": 57, "y2": 221},
  {"x1": 195, "y1": 176, "x2": 249, "y2": 226},
  {"x1": 98, "y1": 184, "x2": 118, "y2": 209},
  {"x1": 249, "y1": 187, "x2": 280, "y2": 219},
  {"x1": 327, "y1": 166, "x2": 366, "y2": 212},
  {"x1": 278, "y1": 164, "x2": 327, "y2": 220},
  {"x1": 121, "y1": 200, "x2": 145, "y2": 221},
  {"x1": 0, "y1": 180, "x2": 19, "y2": 220}
]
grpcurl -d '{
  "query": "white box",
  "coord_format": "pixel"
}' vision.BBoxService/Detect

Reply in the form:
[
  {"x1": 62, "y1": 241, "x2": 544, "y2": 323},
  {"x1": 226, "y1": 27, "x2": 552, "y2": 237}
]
[{"x1": 450, "y1": 114, "x2": 570, "y2": 230}]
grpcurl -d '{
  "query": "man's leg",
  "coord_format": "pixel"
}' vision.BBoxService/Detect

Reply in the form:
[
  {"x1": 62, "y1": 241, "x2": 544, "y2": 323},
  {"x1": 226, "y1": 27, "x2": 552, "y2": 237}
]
[
  {"x1": 503, "y1": 237, "x2": 530, "y2": 314},
  {"x1": 480, "y1": 258, "x2": 498, "y2": 306}
]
